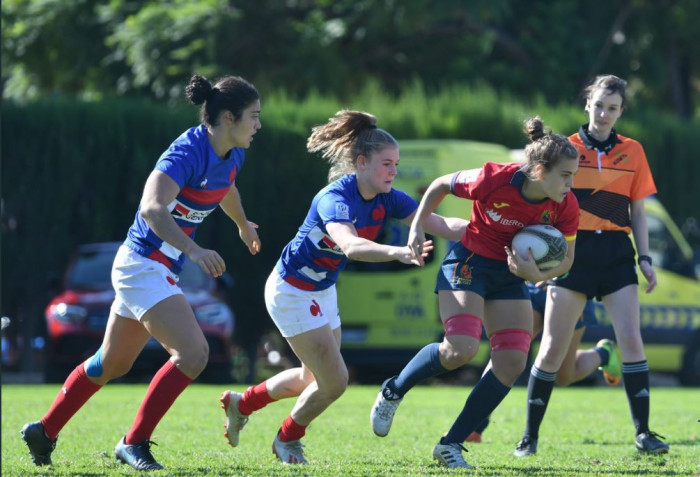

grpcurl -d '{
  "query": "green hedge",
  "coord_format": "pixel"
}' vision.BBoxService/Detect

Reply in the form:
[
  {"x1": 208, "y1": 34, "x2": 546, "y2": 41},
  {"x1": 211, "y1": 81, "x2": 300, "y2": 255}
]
[{"x1": 2, "y1": 85, "x2": 698, "y2": 347}]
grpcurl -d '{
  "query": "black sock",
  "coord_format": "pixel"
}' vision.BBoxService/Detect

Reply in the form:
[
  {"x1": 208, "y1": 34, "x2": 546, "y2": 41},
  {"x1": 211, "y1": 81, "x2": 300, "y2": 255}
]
[
  {"x1": 523, "y1": 366, "x2": 556, "y2": 440},
  {"x1": 442, "y1": 370, "x2": 510, "y2": 443},
  {"x1": 474, "y1": 416, "x2": 490, "y2": 434},
  {"x1": 622, "y1": 361, "x2": 650, "y2": 434},
  {"x1": 593, "y1": 346, "x2": 609, "y2": 366}
]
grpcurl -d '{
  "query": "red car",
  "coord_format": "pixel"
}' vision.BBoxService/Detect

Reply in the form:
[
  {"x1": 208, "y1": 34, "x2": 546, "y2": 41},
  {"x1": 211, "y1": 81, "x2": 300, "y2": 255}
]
[{"x1": 44, "y1": 242, "x2": 235, "y2": 383}]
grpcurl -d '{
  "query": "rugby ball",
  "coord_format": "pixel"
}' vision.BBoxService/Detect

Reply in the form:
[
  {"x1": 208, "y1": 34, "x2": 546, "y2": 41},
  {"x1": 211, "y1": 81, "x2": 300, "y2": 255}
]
[{"x1": 511, "y1": 225, "x2": 567, "y2": 270}]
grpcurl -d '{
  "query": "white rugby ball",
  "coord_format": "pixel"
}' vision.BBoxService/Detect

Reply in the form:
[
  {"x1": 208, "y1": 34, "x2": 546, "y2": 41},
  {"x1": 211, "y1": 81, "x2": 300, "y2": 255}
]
[{"x1": 511, "y1": 225, "x2": 567, "y2": 270}]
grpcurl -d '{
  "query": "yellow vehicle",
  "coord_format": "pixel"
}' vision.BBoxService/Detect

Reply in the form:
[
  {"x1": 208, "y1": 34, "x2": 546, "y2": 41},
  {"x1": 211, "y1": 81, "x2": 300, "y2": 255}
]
[
  {"x1": 336, "y1": 140, "x2": 700, "y2": 385},
  {"x1": 583, "y1": 196, "x2": 700, "y2": 385}
]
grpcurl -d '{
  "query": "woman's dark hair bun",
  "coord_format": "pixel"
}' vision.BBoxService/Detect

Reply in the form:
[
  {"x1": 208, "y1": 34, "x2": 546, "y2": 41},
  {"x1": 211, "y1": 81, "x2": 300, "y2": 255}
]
[
  {"x1": 185, "y1": 74, "x2": 213, "y2": 106},
  {"x1": 524, "y1": 116, "x2": 545, "y2": 141}
]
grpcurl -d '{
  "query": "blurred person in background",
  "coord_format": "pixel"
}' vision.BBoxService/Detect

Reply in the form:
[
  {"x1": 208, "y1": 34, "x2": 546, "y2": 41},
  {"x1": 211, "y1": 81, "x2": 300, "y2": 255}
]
[
  {"x1": 219, "y1": 110, "x2": 468, "y2": 465},
  {"x1": 21, "y1": 73, "x2": 262, "y2": 471}
]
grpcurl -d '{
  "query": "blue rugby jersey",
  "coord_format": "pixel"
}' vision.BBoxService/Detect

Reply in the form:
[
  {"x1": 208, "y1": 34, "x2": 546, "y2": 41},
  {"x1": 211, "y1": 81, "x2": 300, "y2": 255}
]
[
  {"x1": 276, "y1": 174, "x2": 417, "y2": 291},
  {"x1": 125, "y1": 125, "x2": 245, "y2": 273}
]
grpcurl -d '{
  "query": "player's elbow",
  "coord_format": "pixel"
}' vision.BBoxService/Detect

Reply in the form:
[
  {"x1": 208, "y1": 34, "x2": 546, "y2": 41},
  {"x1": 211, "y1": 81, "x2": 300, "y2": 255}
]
[
  {"x1": 139, "y1": 201, "x2": 166, "y2": 224},
  {"x1": 342, "y1": 245, "x2": 362, "y2": 261}
]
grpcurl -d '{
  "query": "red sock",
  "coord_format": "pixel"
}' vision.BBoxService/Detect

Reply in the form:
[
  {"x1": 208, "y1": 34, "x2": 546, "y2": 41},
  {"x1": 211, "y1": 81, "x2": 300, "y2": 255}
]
[
  {"x1": 238, "y1": 381, "x2": 276, "y2": 416},
  {"x1": 278, "y1": 415, "x2": 306, "y2": 442},
  {"x1": 41, "y1": 363, "x2": 102, "y2": 440},
  {"x1": 125, "y1": 360, "x2": 192, "y2": 445}
]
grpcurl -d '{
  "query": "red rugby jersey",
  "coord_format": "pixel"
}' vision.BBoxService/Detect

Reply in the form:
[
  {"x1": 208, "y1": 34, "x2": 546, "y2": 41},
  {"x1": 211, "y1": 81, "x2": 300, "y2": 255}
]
[{"x1": 452, "y1": 162, "x2": 579, "y2": 261}]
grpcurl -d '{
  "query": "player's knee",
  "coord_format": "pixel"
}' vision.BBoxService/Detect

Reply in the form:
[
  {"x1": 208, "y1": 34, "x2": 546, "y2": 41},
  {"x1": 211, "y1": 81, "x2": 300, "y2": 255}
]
[
  {"x1": 440, "y1": 339, "x2": 479, "y2": 369},
  {"x1": 615, "y1": 332, "x2": 644, "y2": 356},
  {"x1": 85, "y1": 346, "x2": 128, "y2": 382},
  {"x1": 85, "y1": 346, "x2": 106, "y2": 378},
  {"x1": 489, "y1": 328, "x2": 531, "y2": 380},
  {"x1": 173, "y1": 342, "x2": 209, "y2": 377},
  {"x1": 441, "y1": 314, "x2": 482, "y2": 368},
  {"x1": 298, "y1": 368, "x2": 316, "y2": 387},
  {"x1": 323, "y1": 366, "x2": 349, "y2": 400},
  {"x1": 490, "y1": 328, "x2": 532, "y2": 355},
  {"x1": 537, "y1": 342, "x2": 568, "y2": 368},
  {"x1": 491, "y1": 356, "x2": 527, "y2": 387}
]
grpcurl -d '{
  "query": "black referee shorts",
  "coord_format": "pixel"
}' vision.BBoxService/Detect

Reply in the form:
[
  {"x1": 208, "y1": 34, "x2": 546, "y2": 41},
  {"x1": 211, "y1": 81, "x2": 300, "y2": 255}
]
[{"x1": 551, "y1": 231, "x2": 638, "y2": 301}]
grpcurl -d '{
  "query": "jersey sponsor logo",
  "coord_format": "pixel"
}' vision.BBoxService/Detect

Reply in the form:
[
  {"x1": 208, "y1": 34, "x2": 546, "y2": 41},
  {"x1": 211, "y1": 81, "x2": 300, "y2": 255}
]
[
  {"x1": 612, "y1": 153, "x2": 629, "y2": 166},
  {"x1": 493, "y1": 202, "x2": 510, "y2": 209},
  {"x1": 200, "y1": 177, "x2": 208, "y2": 189},
  {"x1": 487, "y1": 208, "x2": 502, "y2": 222},
  {"x1": 308, "y1": 226, "x2": 344, "y2": 254},
  {"x1": 335, "y1": 202, "x2": 350, "y2": 220},
  {"x1": 170, "y1": 200, "x2": 213, "y2": 223},
  {"x1": 486, "y1": 208, "x2": 525, "y2": 227}
]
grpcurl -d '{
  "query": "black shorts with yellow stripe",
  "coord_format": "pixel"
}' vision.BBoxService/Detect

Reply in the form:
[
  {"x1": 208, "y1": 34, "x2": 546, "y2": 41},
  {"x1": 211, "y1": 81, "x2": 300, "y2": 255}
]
[{"x1": 552, "y1": 230, "x2": 638, "y2": 300}]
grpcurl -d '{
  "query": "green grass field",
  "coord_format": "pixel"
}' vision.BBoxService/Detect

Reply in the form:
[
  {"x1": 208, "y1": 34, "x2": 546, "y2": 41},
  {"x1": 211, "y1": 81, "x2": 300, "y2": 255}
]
[{"x1": 2, "y1": 383, "x2": 698, "y2": 476}]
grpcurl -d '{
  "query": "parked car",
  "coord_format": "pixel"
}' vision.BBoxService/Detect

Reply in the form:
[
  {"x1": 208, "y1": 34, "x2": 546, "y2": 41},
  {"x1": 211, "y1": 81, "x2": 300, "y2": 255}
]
[
  {"x1": 44, "y1": 242, "x2": 235, "y2": 383},
  {"x1": 336, "y1": 139, "x2": 700, "y2": 385}
]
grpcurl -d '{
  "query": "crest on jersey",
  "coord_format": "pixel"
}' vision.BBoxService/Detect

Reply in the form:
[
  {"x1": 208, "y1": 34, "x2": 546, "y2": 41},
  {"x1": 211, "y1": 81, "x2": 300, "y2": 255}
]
[{"x1": 540, "y1": 209, "x2": 555, "y2": 224}]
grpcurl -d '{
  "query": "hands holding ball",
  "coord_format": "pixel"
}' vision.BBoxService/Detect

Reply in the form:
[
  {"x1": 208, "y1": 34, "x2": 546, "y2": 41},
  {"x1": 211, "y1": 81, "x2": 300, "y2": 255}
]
[{"x1": 505, "y1": 225, "x2": 568, "y2": 281}]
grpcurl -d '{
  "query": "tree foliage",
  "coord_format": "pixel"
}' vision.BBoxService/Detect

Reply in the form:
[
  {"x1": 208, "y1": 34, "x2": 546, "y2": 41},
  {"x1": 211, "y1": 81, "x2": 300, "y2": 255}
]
[{"x1": 2, "y1": 0, "x2": 698, "y2": 115}]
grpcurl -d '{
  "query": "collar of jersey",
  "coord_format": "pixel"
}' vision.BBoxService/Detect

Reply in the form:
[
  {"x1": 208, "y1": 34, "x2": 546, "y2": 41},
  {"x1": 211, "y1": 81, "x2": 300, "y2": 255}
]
[{"x1": 578, "y1": 123, "x2": 622, "y2": 154}]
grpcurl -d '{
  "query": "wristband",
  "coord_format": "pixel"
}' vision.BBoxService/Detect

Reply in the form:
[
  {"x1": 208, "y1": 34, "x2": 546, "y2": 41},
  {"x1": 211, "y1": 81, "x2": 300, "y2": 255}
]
[{"x1": 637, "y1": 255, "x2": 652, "y2": 266}]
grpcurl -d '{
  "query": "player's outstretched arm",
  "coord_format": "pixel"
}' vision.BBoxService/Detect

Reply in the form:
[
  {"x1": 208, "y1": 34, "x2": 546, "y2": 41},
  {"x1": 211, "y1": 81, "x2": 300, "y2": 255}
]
[
  {"x1": 326, "y1": 221, "x2": 432, "y2": 266},
  {"x1": 421, "y1": 214, "x2": 469, "y2": 242},
  {"x1": 406, "y1": 174, "x2": 453, "y2": 258}
]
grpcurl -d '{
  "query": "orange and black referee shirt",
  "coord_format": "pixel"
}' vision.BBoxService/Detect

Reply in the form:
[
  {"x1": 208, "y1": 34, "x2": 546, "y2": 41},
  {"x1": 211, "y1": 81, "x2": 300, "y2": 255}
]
[{"x1": 569, "y1": 124, "x2": 657, "y2": 233}]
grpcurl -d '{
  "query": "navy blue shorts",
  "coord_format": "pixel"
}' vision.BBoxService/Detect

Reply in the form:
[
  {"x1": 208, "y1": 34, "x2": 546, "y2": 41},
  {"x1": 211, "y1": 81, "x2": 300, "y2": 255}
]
[
  {"x1": 528, "y1": 283, "x2": 597, "y2": 330},
  {"x1": 435, "y1": 242, "x2": 529, "y2": 300},
  {"x1": 552, "y1": 231, "x2": 638, "y2": 300}
]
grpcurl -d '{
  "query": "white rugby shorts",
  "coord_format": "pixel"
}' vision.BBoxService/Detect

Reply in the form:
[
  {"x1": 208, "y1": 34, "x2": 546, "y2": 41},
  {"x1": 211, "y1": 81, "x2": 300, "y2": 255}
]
[
  {"x1": 110, "y1": 245, "x2": 183, "y2": 321},
  {"x1": 264, "y1": 268, "x2": 341, "y2": 338}
]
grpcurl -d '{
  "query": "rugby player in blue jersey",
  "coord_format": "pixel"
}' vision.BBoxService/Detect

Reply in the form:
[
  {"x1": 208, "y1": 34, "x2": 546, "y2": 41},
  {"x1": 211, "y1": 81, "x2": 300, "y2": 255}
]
[
  {"x1": 21, "y1": 73, "x2": 262, "y2": 471},
  {"x1": 219, "y1": 110, "x2": 468, "y2": 464}
]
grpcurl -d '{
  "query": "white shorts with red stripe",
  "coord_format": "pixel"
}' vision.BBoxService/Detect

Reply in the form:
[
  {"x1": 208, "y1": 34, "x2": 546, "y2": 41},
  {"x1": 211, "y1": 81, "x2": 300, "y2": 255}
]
[
  {"x1": 111, "y1": 245, "x2": 183, "y2": 321},
  {"x1": 264, "y1": 268, "x2": 341, "y2": 338}
]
